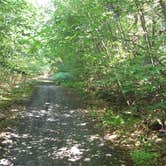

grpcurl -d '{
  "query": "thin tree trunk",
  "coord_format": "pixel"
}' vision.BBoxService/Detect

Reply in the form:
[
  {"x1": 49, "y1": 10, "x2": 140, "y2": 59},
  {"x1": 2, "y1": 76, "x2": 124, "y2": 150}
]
[
  {"x1": 159, "y1": 0, "x2": 166, "y2": 22},
  {"x1": 135, "y1": 0, "x2": 155, "y2": 66}
]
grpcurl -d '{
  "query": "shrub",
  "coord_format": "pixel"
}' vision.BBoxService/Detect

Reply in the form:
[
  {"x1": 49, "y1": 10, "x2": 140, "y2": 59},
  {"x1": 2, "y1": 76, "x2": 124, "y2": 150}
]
[{"x1": 130, "y1": 150, "x2": 158, "y2": 166}]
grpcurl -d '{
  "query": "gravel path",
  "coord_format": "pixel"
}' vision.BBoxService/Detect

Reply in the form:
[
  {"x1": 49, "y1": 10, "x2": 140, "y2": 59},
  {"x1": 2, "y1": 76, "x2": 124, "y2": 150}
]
[{"x1": 0, "y1": 83, "x2": 132, "y2": 166}]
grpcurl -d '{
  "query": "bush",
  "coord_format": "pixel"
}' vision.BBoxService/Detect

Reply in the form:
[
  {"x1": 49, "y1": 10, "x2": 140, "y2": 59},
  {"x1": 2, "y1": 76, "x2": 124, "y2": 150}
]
[
  {"x1": 130, "y1": 150, "x2": 158, "y2": 166},
  {"x1": 51, "y1": 72, "x2": 73, "y2": 84},
  {"x1": 100, "y1": 109, "x2": 124, "y2": 126}
]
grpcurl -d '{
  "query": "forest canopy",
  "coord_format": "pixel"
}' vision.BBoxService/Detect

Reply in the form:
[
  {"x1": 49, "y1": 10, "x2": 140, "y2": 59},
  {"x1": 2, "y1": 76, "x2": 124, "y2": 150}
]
[
  {"x1": 0, "y1": 0, "x2": 165, "y2": 165},
  {"x1": 45, "y1": 0, "x2": 166, "y2": 112},
  {"x1": 0, "y1": 0, "x2": 165, "y2": 111}
]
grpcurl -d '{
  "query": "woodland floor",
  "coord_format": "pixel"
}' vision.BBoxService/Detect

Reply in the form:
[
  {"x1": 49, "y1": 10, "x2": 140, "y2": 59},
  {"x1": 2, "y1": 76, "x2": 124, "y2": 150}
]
[{"x1": 0, "y1": 82, "x2": 132, "y2": 166}]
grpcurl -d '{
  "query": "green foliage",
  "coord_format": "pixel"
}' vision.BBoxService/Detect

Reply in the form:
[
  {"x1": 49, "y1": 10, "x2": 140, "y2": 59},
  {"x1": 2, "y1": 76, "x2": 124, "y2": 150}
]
[
  {"x1": 100, "y1": 110, "x2": 124, "y2": 126},
  {"x1": 130, "y1": 150, "x2": 158, "y2": 166},
  {"x1": 51, "y1": 72, "x2": 73, "y2": 84},
  {"x1": 43, "y1": 0, "x2": 166, "y2": 118},
  {"x1": 0, "y1": 0, "x2": 50, "y2": 80},
  {"x1": 0, "y1": 1, "x2": 165, "y2": 164},
  {"x1": 0, "y1": 0, "x2": 165, "y2": 117}
]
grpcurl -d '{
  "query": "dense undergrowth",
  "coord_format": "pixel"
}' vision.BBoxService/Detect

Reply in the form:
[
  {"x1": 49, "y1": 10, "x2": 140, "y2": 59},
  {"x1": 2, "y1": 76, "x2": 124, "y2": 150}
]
[
  {"x1": 53, "y1": 73, "x2": 165, "y2": 165},
  {"x1": 49, "y1": 1, "x2": 165, "y2": 165},
  {"x1": 0, "y1": 0, "x2": 165, "y2": 165},
  {"x1": 0, "y1": 0, "x2": 50, "y2": 129}
]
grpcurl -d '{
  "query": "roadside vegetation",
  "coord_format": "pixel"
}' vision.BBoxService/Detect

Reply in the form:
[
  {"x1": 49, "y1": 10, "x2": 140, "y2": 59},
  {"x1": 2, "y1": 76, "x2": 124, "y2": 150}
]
[
  {"x1": 0, "y1": 0, "x2": 165, "y2": 165},
  {"x1": 49, "y1": 1, "x2": 166, "y2": 165}
]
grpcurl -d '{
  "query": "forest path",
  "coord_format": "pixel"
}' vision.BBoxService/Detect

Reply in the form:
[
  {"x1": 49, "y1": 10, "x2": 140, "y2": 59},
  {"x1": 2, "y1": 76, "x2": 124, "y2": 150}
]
[{"x1": 1, "y1": 82, "x2": 132, "y2": 166}]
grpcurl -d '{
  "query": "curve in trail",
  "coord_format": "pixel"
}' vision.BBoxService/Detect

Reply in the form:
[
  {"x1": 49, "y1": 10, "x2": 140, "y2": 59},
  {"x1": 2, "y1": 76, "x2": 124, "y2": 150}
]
[{"x1": 1, "y1": 83, "x2": 132, "y2": 166}]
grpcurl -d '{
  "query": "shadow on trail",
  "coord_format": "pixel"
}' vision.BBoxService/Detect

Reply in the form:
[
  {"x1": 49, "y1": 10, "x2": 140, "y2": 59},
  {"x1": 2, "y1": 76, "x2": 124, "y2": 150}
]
[{"x1": 0, "y1": 83, "x2": 132, "y2": 166}]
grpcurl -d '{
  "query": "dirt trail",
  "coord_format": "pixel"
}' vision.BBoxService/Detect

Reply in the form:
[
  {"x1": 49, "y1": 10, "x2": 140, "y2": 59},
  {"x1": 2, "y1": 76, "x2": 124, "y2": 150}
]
[{"x1": 0, "y1": 83, "x2": 132, "y2": 166}]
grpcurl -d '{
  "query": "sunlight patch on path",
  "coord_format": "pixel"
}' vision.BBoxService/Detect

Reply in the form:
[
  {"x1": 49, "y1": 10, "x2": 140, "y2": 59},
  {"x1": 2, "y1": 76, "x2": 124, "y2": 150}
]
[{"x1": 0, "y1": 85, "x2": 132, "y2": 166}]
